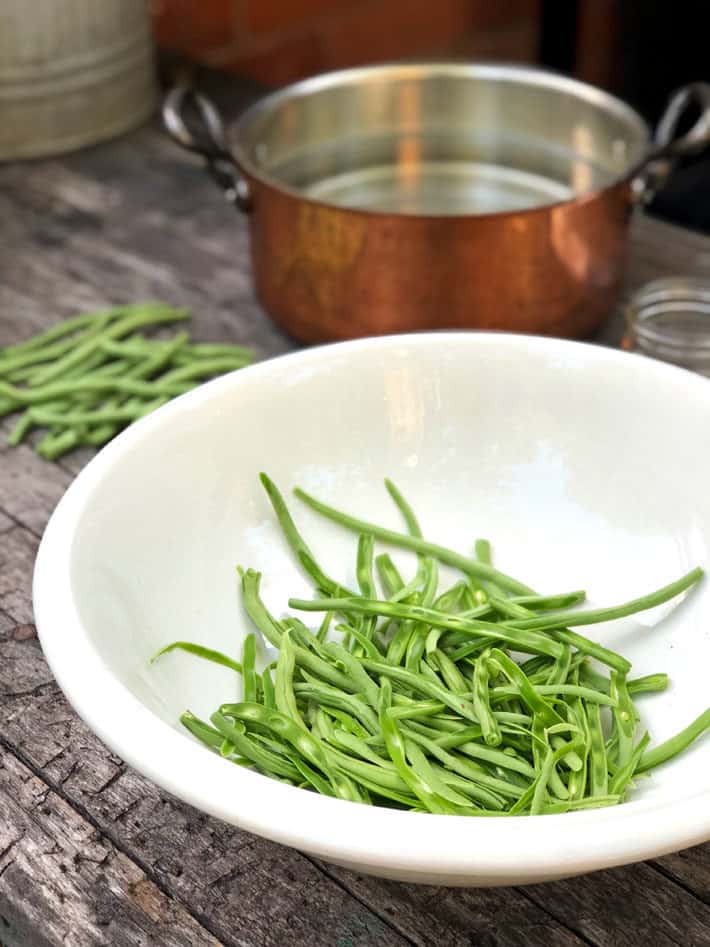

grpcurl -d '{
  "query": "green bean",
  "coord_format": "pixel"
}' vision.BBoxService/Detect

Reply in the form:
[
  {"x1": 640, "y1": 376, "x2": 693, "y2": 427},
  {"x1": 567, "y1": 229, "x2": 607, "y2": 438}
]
[
  {"x1": 336, "y1": 623, "x2": 383, "y2": 660},
  {"x1": 404, "y1": 741, "x2": 482, "y2": 808},
  {"x1": 209, "y1": 711, "x2": 301, "y2": 780},
  {"x1": 375, "y1": 553, "x2": 406, "y2": 598},
  {"x1": 472, "y1": 650, "x2": 501, "y2": 747},
  {"x1": 586, "y1": 702, "x2": 609, "y2": 795},
  {"x1": 531, "y1": 739, "x2": 583, "y2": 815},
  {"x1": 511, "y1": 591, "x2": 587, "y2": 610},
  {"x1": 319, "y1": 706, "x2": 371, "y2": 738},
  {"x1": 567, "y1": 696, "x2": 590, "y2": 801},
  {"x1": 322, "y1": 639, "x2": 380, "y2": 708},
  {"x1": 283, "y1": 751, "x2": 336, "y2": 797},
  {"x1": 151, "y1": 641, "x2": 243, "y2": 674},
  {"x1": 290, "y1": 596, "x2": 565, "y2": 659},
  {"x1": 610, "y1": 732, "x2": 650, "y2": 796},
  {"x1": 489, "y1": 684, "x2": 616, "y2": 707},
  {"x1": 403, "y1": 728, "x2": 521, "y2": 802},
  {"x1": 293, "y1": 682, "x2": 379, "y2": 734},
  {"x1": 180, "y1": 710, "x2": 230, "y2": 751},
  {"x1": 405, "y1": 626, "x2": 428, "y2": 673},
  {"x1": 428, "y1": 649, "x2": 469, "y2": 695},
  {"x1": 239, "y1": 568, "x2": 283, "y2": 648},
  {"x1": 294, "y1": 487, "x2": 534, "y2": 595},
  {"x1": 377, "y1": 680, "x2": 472, "y2": 814},
  {"x1": 434, "y1": 731, "x2": 536, "y2": 778},
  {"x1": 637, "y1": 708, "x2": 710, "y2": 773},
  {"x1": 609, "y1": 672, "x2": 636, "y2": 769},
  {"x1": 628, "y1": 673, "x2": 669, "y2": 695},
  {"x1": 29, "y1": 306, "x2": 189, "y2": 387},
  {"x1": 274, "y1": 632, "x2": 305, "y2": 729},
  {"x1": 259, "y1": 473, "x2": 353, "y2": 597},
  {"x1": 361, "y1": 658, "x2": 477, "y2": 721},
  {"x1": 474, "y1": 539, "x2": 492, "y2": 565},
  {"x1": 508, "y1": 568, "x2": 704, "y2": 632},
  {"x1": 0, "y1": 334, "x2": 88, "y2": 377},
  {"x1": 386, "y1": 619, "x2": 416, "y2": 666}
]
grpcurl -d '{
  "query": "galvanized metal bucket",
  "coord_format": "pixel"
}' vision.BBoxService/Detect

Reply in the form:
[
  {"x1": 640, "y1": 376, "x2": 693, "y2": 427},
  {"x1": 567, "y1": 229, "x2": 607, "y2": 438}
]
[{"x1": 0, "y1": 0, "x2": 156, "y2": 160}]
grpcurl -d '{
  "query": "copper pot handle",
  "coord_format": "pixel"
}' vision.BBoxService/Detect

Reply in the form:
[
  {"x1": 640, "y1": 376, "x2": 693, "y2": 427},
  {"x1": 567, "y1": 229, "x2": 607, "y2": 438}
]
[
  {"x1": 162, "y1": 86, "x2": 252, "y2": 213},
  {"x1": 631, "y1": 81, "x2": 710, "y2": 204}
]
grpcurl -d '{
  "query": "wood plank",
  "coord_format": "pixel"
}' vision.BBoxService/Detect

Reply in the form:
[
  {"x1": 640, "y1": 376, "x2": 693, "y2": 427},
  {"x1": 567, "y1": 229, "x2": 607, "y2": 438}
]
[
  {"x1": 315, "y1": 862, "x2": 587, "y2": 947},
  {"x1": 0, "y1": 527, "x2": 411, "y2": 947},
  {"x1": 521, "y1": 863, "x2": 710, "y2": 947},
  {"x1": 0, "y1": 749, "x2": 223, "y2": 947}
]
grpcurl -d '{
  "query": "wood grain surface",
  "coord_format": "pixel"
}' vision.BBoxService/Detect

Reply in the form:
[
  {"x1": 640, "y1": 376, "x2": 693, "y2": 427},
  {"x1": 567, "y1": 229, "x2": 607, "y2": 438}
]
[{"x1": 2, "y1": 74, "x2": 710, "y2": 947}]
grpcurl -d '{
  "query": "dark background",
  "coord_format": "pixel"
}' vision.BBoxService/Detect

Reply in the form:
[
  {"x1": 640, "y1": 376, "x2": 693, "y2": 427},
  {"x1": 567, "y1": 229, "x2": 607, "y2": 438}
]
[{"x1": 541, "y1": 0, "x2": 710, "y2": 233}]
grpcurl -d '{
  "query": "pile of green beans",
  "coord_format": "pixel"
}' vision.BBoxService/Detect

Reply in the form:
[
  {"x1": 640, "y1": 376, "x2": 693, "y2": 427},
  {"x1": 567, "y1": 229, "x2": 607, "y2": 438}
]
[
  {"x1": 154, "y1": 475, "x2": 709, "y2": 816},
  {"x1": 0, "y1": 304, "x2": 253, "y2": 459}
]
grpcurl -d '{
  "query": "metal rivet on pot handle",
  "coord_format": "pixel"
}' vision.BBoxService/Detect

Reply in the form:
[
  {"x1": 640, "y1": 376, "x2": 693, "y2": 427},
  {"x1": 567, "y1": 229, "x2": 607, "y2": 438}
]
[
  {"x1": 162, "y1": 86, "x2": 251, "y2": 213},
  {"x1": 632, "y1": 82, "x2": 710, "y2": 204}
]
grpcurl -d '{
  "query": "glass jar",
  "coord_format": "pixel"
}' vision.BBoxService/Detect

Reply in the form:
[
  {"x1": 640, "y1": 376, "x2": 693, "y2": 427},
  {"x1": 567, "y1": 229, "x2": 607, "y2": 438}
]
[{"x1": 623, "y1": 278, "x2": 710, "y2": 376}]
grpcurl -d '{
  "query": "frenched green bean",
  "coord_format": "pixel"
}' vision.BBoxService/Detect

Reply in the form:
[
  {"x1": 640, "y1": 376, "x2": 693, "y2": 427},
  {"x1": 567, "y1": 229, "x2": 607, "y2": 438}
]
[
  {"x1": 152, "y1": 474, "x2": 708, "y2": 818},
  {"x1": 1, "y1": 304, "x2": 253, "y2": 460}
]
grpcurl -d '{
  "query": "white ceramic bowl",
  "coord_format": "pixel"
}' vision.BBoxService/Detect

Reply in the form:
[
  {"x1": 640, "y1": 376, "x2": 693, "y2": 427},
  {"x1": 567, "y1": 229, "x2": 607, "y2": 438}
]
[{"x1": 34, "y1": 333, "x2": 710, "y2": 886}]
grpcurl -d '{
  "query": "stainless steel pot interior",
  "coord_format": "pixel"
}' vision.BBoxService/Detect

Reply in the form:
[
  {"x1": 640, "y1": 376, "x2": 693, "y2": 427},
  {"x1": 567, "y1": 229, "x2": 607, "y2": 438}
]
[{"x1": 230, "y1": 63, "x2": 650, "y2": 217}]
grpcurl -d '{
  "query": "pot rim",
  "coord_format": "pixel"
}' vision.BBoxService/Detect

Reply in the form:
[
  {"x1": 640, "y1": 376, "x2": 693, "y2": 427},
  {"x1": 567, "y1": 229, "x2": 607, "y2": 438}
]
[{"x1": 228, "y1": 60, "x2": 651, "y2": 220}]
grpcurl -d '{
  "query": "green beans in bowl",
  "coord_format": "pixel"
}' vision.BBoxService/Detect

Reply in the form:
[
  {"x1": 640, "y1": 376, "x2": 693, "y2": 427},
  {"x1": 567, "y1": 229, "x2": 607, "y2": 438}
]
[{"x1": 34, "y1": 333, "x2": 710, "y2": 885}]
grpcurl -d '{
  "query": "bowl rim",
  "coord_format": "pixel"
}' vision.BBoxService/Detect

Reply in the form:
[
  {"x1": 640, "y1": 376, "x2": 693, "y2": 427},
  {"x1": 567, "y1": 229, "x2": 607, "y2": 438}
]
[{"x1": 33, "y1": 331, "x2": 710, "y2": 882}]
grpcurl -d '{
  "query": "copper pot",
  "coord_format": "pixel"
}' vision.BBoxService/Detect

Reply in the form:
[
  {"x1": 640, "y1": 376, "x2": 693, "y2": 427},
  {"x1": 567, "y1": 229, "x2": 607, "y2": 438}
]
[{"x1": 164, "y1": 64, "x2": 710, "y2": 343}]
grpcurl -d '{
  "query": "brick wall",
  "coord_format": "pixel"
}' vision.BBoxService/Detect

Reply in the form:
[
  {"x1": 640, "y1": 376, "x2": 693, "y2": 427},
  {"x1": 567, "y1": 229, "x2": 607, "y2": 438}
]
[{"x1": 153, "y1": 0, "x2": 542, "y2": 87}]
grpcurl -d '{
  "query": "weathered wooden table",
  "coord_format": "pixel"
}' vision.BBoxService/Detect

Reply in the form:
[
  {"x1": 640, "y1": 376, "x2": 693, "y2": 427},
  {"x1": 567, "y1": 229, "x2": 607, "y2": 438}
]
[{"x1": 3, "y1": 76, "x2": 710, "y2": 947}]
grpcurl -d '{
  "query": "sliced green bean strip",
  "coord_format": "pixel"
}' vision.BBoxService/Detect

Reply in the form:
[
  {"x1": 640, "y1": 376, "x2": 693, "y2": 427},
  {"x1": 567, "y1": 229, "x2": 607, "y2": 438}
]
[
  {"x1": 405, "y1": 626, "x2": 428, "y2": 673},
  {"x1": 210, "y1": 711, "x2": 301, "y2": 780},
  {"x1": 543, "y1": 795, "x2": 621, "y2": 814},
  {"x1": 290, "y1": 596, "x2": 564, "y2": 659},
  {"x1": 261, "y1": 667, "x2": 276, "y2": 708},
  {"x1": 610, "y1": 732, "x2": 650, "y2": 796},
  {"x1": 316, "y1": 611, "x2": 334, "y2": 644},
  {"x1": 322, "y1": 640, "x2": 380, "y2": 708},
  {"x1": 508, "y1": 568, "x2": 704, "y2": 632},
  {"x1": 404, "y1": 729, "x2": 521, "y2": 803},
  {"x1": 319, "y1": 706, "x2": 370, "y2": 738},
  {"x1": 434, "y1": 732, "x2": 535, "y2": 778},
  {"x1": 375, "y1": 553, "x2": 406, "y2": 598},
  {"x1": 489, "y1": 684, "x2": 616, "y2": 707},
  {"x1": 377, "y1": 680, "x2": 472, "y2": 814},
  {"x1": 511, "y1": 591, "x2": 587, "y2": 610},
  {"x1": 472, "y1": 651, "x2": 501, "y2": 747},
  {"x1": 587, "y1": 702, "x2": 609, "y2": 795},
  {"x1": 293, "y1": 682, "x2": 379, "y2": 734},
  {"x1": 628, "y1": 673, "x2": 669, "y2": 695},
  {"x1": 259, "y1": 473, "x2": 354, "y2": 596},
  {"x1": 180, "y1": 711, "x2": 229, "y2": 751},
  {"x1": 362, "y1": 658, "x2": 477, "y2": 721},
  {"x1": 294, "y1": 487, "x2": 534, "y2": 595},
  {"x1": 637, "y1": 708, "x2": 710, "y2": 773},
  {"x1": 428, "y1": 649, "x2": 469, "y2": 695},
  {"x1": 151, "y1": 641, "x2": 243, "y2": 674},
  {"x1": 241, "y1": 634, "x2": 257, "y2": 702},
  {"x1": 239, "y1": 568, "x2": 283, "y2": 648},
  {"x1": 531, "y1": 739, "x2": 583, "y2": 815},
  {"x1": 547, "y1": 645, "x2": 572, "y2": 686},
  {"x1": 275, "y1": 632, "x2": 306, "y2": 730},
  {"x1": 404, "y1": 741, "x2": 480, "y2": 808},
  {"x1": 336, "y1": 623, "x2": 384, "y2": 660},
  {"x1": 609, "y1": 671, "x2": 636, "y2": 768}
]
